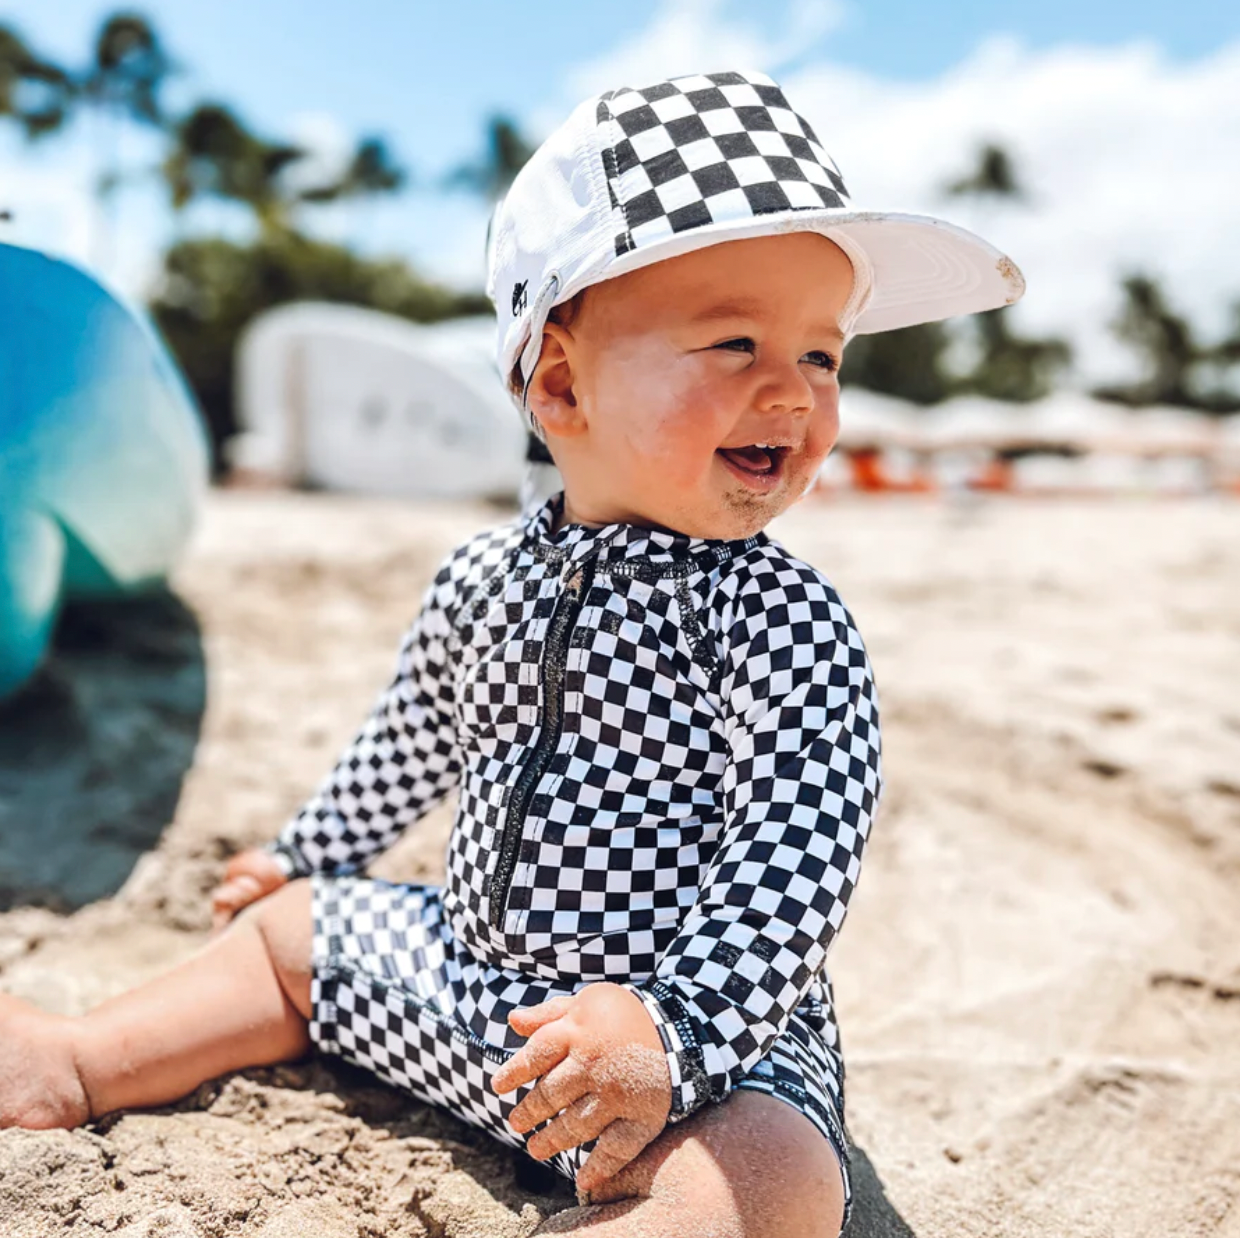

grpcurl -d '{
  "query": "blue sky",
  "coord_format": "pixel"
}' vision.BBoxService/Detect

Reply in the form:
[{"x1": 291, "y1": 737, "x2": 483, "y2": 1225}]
[
  {"x1": 3, "y1": 0, "x2": 1238, "y2": 387},
  {"x1": 6, "y1": 0, "x2": 1236, "y2": 181}
]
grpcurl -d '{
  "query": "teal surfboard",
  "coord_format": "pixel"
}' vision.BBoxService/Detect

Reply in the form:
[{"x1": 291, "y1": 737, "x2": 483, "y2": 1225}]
[{"x1": 0, "y1": 242, "x2": 208, "y2": 699}]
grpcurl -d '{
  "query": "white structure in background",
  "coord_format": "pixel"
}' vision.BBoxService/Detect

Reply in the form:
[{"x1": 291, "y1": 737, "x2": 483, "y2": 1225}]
[
  {"x1": 824, "y1": 389, "x2": 1228, "y2": 495},
  {"x1": 232, "y1": 304, "x2": 530, "y2": 501}
]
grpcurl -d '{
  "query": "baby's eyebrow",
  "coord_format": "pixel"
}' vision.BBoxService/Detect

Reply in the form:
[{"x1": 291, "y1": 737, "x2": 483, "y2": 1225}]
[
  {"x1": 690, "y1": 299, "x2": 844, "y2": 341},
  {"x1": 690, "y1": 297, "x2": 767, "y2": 324}
]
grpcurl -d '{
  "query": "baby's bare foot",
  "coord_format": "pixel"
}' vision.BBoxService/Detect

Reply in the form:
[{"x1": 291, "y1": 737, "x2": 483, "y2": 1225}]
[{"x1": 0, "y1": 993, "x2": 91, "y2": 1130}]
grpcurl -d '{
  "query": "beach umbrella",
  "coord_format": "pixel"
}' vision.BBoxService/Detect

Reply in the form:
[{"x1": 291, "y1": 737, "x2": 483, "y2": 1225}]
[
  {"x1": 1101, "y1": 406, "x2": 1221, "y2": 458},
  {"x1": 921, "y1": 396, "x2": 1030, "y2": 451}
]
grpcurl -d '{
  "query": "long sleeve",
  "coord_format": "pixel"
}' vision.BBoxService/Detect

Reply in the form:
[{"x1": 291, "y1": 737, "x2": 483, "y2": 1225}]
[
  {"x1": 621, "y1": 557, "x2": 883, "y2": 1123},
  {"x1": 264, "y1": 558, "x2": 464, "y2": 879}
]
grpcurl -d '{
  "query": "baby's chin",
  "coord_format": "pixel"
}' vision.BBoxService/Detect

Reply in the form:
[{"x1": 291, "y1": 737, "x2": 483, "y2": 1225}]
[{"x1": 650, "y1": 487, "x2": 796, "y2": 542}]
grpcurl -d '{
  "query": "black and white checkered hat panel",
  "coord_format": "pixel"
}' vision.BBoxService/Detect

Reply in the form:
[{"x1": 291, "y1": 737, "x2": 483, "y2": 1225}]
[{"x1": 597, "y1": 69, "x2": 850, "y2": 257}]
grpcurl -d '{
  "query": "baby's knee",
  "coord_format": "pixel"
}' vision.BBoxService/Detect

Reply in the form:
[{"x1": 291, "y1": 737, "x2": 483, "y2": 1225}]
[
  {"x1": 250, "y1": 879, "x2": 314, "y2": 1018},
  {"x1": 584, "y1": 1089, "x2": 845, "y2": 1238}
]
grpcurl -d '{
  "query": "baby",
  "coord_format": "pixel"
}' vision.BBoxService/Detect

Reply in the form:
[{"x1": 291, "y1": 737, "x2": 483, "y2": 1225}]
[{"x1": 0, "y1": 69, "x2": 1023, "y2": 1238}]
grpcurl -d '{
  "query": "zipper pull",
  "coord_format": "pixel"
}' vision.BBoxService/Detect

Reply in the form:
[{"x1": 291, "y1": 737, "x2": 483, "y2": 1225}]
[{"x1": 562, "y1": 560, "x2": 585, "y2": 592}]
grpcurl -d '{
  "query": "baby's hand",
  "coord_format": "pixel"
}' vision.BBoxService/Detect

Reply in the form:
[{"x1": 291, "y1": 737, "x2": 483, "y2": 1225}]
[
  {"x1": 491, "y1": 981, "x2": 672, "y2": 1197},
  {"x1": 210, "y1": 848, "x2": 289, "y2": 934}
]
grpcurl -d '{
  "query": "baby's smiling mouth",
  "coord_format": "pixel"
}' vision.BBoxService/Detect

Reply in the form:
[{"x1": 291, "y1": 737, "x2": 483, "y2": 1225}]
[{"x1": 715, "y1": 442, "x2": 790, "y2": 478}]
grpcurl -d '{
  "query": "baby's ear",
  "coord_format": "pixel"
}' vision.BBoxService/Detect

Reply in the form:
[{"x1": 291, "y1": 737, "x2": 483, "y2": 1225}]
[{"x1": 527, "y1": 323, "x2": 587, "y2": 438}]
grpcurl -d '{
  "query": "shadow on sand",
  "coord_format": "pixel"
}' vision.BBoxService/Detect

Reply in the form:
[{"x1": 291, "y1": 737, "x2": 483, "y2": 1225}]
[
  {"x1": 177, "y1": 1059, "x2": 920, "y2": 1235},
  {"x1": 0, "y1": 590, "x2": 205, "y2": 913},
  {"x1": 844, "y1": 1146, "x2": 919, "y2": 1236}
]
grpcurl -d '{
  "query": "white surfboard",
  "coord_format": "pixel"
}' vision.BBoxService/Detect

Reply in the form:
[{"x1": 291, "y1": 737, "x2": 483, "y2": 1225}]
[{"x1": 233, "y1": 304, "x2": 528, "y2": 501}]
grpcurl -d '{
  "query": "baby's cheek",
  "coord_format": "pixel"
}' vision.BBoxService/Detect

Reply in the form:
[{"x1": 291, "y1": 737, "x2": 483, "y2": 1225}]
[{"x1": 653, "y1": 387, "x2": 731, "y2": 463}]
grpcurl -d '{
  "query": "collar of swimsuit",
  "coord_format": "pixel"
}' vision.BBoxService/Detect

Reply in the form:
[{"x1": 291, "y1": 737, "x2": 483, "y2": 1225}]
[{"x1": 521, "y1": 491, "x2": 766, "y2": 574}]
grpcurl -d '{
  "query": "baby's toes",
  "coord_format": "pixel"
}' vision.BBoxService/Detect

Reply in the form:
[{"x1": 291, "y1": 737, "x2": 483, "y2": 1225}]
[{"x1": 0, "y1": 993, "x2": 91, "y2": 1130}]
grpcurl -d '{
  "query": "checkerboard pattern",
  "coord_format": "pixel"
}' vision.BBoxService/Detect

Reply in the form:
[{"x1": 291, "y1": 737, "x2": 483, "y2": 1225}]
[
  {"x1": 268, "y1": 489, "x2": 881, "y2": 1222},
  {"x1": 596, "y1": 69, "x2": 851, "y2": 257},
  {"x1": 309, "y1": 876, "x2": 853, "y2": 1228}
]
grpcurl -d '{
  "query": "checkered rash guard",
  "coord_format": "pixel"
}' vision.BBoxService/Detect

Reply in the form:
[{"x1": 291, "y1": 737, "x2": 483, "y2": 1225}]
[{"x1": 266, "y1": 492, "x2": 883, "y2": 1126}]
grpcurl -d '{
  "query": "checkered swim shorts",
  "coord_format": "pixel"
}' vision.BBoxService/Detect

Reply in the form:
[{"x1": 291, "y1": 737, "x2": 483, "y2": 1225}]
[{"x1": 309, "y1": 873, "x2": 854, "y2": 1224}]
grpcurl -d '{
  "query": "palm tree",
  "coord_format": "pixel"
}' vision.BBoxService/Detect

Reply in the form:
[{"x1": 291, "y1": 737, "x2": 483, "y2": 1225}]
[
  {"x1": 163, "y1": 103, "x2": 304, "y2": 231},
  {"x1": 942, "y1": 141, "x2": 1070, "y2": 401},
  {"x1": 0, "y1": 14, "x2": 174, "y2": 265},
  {"x1": 1089, "y1": 274, "x2": 1237, "y2": 411},
  {"x1": 82, "y1": 13, "x2": 172, "y2": 124},
  {"x1": 945, "y1": 142, "x2": 1027, "y2": 202},
  {"x1": 298, "y1": 137, "x2": 406, "y2": 203},
  {"x1": 81, "y1": 12, "x2": 176, "y2": 267},
  {"x1": 162, "y1": 104, "x2": 407, "y2": 234},
  {"x1": 0, "y1": 24, "x2": 74, "y2": 140}
]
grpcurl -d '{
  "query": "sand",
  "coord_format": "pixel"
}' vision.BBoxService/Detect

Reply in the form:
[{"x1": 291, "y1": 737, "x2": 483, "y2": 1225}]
[{"x1": 1, "y1": 488, "x2": 1237, "y2": 1237}]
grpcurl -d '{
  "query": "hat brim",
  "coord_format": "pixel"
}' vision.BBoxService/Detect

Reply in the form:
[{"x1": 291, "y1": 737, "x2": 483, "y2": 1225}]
[{"x1": 554, "y1": 208, "x2": 1025, "y2": 339}]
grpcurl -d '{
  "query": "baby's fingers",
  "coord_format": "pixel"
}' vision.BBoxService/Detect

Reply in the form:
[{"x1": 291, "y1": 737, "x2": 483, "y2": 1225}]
[
  {"x1": 210, "y1": 875, "x2": 264, "y2": 933},
  {"x1": 225, "y1": 849, "x2": 287, "y2": 891},
  {"x1": 525, "y1": 1091, "x2": 611, "y2": 1162},
  {"x1": 576, "y1": 1118, "x2": 660, "y2": 1198}
]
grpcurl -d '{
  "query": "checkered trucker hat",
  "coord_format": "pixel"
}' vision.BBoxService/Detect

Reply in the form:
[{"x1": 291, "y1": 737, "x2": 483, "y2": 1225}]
[{"x1": 486, "y1": 68, "x2": 1026, "y2": 428}]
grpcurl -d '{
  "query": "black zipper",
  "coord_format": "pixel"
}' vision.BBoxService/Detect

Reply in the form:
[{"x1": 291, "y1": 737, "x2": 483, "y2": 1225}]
[{"x1": 488, "y1": 556, "x2": 595, "y2": 930}]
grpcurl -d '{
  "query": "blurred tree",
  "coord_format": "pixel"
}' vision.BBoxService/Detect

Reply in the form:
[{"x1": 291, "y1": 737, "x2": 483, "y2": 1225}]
[
  {"x1": 444, "y1": 115, "x2": 536, "y2": 201},
  {"x1": 83, "y1": 13, "x2": 176, "y2": 265},
  {"x1": 933, "y1": 139, "x2": 1073, "y2": 402},
  {"x1": 1092, "y1": 274, "x2": 1240, "y2": 414},
  {"x1": 2, "y1": 9, "x2": 489, "y2": 478},
  {"x1": 83, "y1": 13, "x2": 173, "y2": 127},
  {"x1": 149, "y1": 230, "x2": 490, "y2": 472},
  {"x1": 0, "y1": 25, "x2": 74, "y2": 139},
  {"x1": 0, "y1": 14, "x2": 174, "y2": 260},
  {"x1": 1216, "y1": 305, "x2": 1240, "y2": 365},
  {"x1": 958, "y1": 310, "x2": 1072, "y2": 403},
  {"x1": 162, "y1": 103, "x2": 305, "y2": 228},
  {"x1": 298, "y1": 137, "x2": 406, "y2": 203},
  {"x1": 162, "y1": 103, "x2": 407, "y2": 231},
  {"x1": 840, "y1": 322, "x2": 957, "y2": 405},
  {"x1": 1205, "y1": 303, "x2": 1240, "y2": 412},
  {"x1": 945, "y1": 141, "x2": 1027, "y2": 202}
]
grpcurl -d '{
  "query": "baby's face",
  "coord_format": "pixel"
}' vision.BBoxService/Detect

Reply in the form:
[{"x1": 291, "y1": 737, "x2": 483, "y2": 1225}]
[{"x1": 531, "y1": 231, "x2": 853, "y2": 541}]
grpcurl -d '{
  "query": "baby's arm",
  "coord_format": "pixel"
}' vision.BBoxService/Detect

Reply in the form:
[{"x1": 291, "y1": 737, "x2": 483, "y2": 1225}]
[
  {"x1": 622, "y1": 558, "x2": 884, "y2": 1123},
  {"x1": 263, "y1": 551, "x2": 464, "y2": 879}
]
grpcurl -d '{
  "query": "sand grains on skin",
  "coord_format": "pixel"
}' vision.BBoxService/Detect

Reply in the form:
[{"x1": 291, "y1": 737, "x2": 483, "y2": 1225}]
[{"x1": 0, "y1": 994, "x2": 90, "y2": 1132}]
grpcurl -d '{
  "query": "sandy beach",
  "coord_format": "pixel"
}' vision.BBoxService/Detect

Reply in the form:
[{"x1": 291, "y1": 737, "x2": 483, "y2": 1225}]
[{"x1": 1, "y1": 488, "x2": 1237, "y2": 1238}]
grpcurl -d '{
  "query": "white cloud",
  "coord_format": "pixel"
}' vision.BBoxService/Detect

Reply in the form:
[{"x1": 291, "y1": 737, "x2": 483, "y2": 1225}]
[{"x1": 552, "y1": 0, "x2": 847, "y2": 121}]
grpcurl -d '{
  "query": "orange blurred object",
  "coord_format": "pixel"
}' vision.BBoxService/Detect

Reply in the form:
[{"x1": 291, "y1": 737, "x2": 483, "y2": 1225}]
[{"x1": 846, "y1": 448, "x2": 937, "y2": 493}]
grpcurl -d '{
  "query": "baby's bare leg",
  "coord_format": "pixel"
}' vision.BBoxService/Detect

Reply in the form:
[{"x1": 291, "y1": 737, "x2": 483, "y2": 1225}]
[
  {"x1": 1, "y1": 878, "x2": 314, "y2": 1129},
  {"x1": 532, "y1": 1090, "x2": 846, "y2": 1238}
]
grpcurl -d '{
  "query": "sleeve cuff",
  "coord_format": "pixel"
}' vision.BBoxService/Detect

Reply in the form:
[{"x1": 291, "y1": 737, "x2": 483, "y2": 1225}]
[
  {"x1": 623, "y1": 977, "x2": 715, "y2": 1124},
  {"x1": 263, "y1": 837, "x2": 313, "y2": 879}
]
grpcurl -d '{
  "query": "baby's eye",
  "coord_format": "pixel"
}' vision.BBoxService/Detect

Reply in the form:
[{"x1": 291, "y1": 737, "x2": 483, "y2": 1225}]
[
  {"x1": 803, "y1": 350, "x2": 839, "y2": 372},
  {"x1": 713, "y1": 337, "x2": 755, "y2": 353}
]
